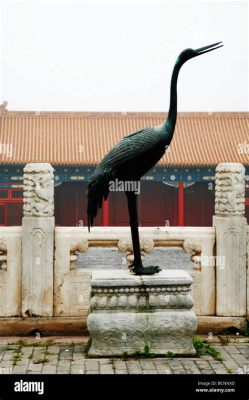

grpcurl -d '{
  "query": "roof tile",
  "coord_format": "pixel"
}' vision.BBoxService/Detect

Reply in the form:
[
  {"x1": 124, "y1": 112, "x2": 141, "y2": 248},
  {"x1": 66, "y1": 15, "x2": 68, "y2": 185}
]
[{"x1": 0, "y1": 112, "x2": 248, "y2": 166}]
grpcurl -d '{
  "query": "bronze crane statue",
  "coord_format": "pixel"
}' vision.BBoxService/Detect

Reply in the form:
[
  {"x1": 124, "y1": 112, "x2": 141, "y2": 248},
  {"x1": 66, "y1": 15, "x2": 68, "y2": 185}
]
[{"x1": 87, "y1": 42, "x2": 223, "y2": 275}]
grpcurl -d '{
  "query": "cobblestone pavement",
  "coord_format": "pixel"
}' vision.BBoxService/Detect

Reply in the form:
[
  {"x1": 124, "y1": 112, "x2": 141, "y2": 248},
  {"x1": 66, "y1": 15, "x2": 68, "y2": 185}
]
[{"x1": 0, "y1": 336, "x2": 248, "y2": 375}]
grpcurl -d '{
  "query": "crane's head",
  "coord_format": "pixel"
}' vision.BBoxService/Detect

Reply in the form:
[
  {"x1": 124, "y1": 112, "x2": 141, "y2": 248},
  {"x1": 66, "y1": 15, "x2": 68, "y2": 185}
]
[{"x1": 177, "y1": 41, "x2": 223, "y2": 65}]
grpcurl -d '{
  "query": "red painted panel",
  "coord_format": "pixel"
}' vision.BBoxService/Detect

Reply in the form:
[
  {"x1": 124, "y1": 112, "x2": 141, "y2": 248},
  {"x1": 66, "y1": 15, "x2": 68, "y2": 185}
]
[
  {"x1": 7, "y1": 203, "x2": 23, "y2": 226},
  {"x1": 102, "y1": 199, "x2": 109, "y2": 226},
  {"x1": 178, "y1": 182, "x2": 185, "y2": 226},
  {"x1": 0, "y1": 189, "x2": 23, "y2": 226},
  {"x1": 109, "y1": 182, "x2": 178, "y2": 227},
  {"x1": 109, "y1": 191, "x2": 130, "y2": 226},
  {"x1": 52, "y1": 180, "x2": 240, "y2": 228},
  {"x1": 185, "y1": 182, "x2": 215, "y2": 226},
  {"x1": 0, "y1": 204, "x2": 6, "y2": 226},
  {"x1": 55, "y1": 182, "x2": 102, "y2": 227},
  {"x1": 139, "y1": 182, "x2": 178, "y2": 227}
]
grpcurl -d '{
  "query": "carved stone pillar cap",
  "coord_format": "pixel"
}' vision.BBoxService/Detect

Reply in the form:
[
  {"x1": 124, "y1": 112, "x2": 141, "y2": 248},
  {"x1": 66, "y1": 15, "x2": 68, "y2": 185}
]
[
  {"x1": 23, "y1": 162, "x2": 54, "y2": 217},
  {"x1": 24, "y1": 163, "x2": 54, "y2": 173},
  {"x1": 215, "y1": 163, "x2": 245, "y2": 173},
  {"x1": 215, "y1": 162, "x2": 245, "y2": 217}
]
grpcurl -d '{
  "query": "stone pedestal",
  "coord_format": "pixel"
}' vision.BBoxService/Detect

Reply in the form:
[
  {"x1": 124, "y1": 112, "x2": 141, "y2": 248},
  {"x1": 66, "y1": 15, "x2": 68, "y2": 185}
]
[
  {"x1": 21, "y1": 163, "x2": 54, "y2": 317},
  {"x1": 87, "y1": 270, "x2": 197, "y2": 357}
]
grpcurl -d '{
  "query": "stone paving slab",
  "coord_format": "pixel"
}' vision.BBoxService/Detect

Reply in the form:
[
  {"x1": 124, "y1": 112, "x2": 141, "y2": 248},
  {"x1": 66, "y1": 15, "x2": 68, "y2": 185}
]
[{"x1": 0, "y1": 336, "x2": 248, "y2": 375}]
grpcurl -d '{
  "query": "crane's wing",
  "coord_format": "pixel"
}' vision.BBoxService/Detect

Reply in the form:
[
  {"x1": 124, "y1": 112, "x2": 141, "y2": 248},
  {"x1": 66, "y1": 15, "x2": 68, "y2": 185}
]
[
  {"x1": 90, "y1": 127, "x2": 161, "y2": 179},
  {"x1": 87, "y1": 127, "x2": 163, "y2": 229}
]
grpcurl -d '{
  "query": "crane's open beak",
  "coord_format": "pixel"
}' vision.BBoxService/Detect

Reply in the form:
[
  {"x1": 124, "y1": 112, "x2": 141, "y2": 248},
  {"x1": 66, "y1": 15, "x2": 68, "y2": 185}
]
[{"x1": 195, "y1": 41, "x2": 223, "y2": 56}]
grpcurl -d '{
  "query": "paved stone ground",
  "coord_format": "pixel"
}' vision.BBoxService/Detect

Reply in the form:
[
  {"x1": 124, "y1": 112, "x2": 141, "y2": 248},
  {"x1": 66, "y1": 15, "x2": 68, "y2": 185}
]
[{"x1": 0, "y1": 336, "x2": 248, "y2": 375}]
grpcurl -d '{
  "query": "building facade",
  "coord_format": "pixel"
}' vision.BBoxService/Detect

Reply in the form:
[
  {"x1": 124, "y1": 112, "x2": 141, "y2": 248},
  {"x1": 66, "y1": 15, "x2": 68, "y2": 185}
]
[{"x1": 0, "y1": 109, "x2": 248, "y2": 227}]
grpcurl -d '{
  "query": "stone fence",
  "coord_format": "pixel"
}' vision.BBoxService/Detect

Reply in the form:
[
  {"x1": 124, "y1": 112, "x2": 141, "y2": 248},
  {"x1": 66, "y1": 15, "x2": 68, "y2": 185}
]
[{"x1": 0, "y1": 162, "x2": 248, "y2": 335}]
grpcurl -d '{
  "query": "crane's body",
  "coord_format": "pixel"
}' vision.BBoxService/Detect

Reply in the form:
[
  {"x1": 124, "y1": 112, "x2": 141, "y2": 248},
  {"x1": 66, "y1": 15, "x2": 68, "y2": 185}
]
[
  {"x1": 87, "y1": 125, "x2": 167, "y2": 222},
  {"x1": 87, "y1": 42, "x2": 223, "y2": 275}
]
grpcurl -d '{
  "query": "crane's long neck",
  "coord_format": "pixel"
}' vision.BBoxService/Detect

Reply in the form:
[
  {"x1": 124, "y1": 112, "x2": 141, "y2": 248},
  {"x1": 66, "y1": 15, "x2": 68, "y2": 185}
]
[{"x1": 163, "y1": 61, "x2": 182, "y2": 142}]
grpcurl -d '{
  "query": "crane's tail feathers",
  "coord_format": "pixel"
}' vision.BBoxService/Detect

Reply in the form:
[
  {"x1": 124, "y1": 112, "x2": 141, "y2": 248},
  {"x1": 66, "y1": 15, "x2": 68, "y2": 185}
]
[{"x1": 87, "y1": 175, "x2": 110, "y2": 232}]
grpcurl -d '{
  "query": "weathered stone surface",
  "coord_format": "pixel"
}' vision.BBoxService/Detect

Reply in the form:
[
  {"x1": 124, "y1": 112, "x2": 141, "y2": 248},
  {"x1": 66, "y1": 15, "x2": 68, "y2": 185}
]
[
  {"x1": 54, "y1": 228, "x2": 90, "y2": 316},
  {"x1": 197, "y1": 316, "x2": 247, "y2": 334},
  {"x1": 214, "y1": 163, "x2": 246, "y2": 317},
  {"x1": 87, "y1": 270, "x2": 197, "y2": 356},
  {"x1": 22, "y1": 217, "x2": 54, "y2": 317},
  {"x1": 0, "y1": 228, "x2": 22, "y2": 317},
  {"x1": 215, "y1": 163, "x2": 245, "y2": 216},
  {"x1": 22, "y1": 163, "x2": 55, "y2": 317},
  {"x1": 214, "y1": 217, "x2": 247, "y2": 316},
  {"x1": 0, "y1": 317, "x2": 87, "y2": 336},
  {"x1": 117, "y1": 237, "x2": 154, "y2": 266}
]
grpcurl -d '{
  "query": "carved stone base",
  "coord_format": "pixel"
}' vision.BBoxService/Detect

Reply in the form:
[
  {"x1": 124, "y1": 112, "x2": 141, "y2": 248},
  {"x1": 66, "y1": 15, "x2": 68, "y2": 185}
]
[{"x1": 87, "y1": 270, "x2": 197, "y2": 357}]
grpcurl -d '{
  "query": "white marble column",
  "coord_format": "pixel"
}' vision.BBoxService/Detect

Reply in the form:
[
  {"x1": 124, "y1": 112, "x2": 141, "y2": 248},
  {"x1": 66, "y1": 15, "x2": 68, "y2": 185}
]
[
  {"x1": 22, "y1": 163, "x2": 54, "y2": 317},
  {"x1": 213, "y1": 163, "x2": 247, "y2": 316}
]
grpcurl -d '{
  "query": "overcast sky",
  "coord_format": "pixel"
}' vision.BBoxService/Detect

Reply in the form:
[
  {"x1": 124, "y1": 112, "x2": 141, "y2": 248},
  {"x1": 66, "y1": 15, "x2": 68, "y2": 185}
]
[{"x1": 0, "y1": 0, "x2": 248, "y2": 112}]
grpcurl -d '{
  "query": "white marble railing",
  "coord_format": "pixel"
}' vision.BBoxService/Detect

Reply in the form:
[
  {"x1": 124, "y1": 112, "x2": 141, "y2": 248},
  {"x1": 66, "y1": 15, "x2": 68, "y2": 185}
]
[{"x1": 54, "y1": 226, "x2": 216, "y2": 316}]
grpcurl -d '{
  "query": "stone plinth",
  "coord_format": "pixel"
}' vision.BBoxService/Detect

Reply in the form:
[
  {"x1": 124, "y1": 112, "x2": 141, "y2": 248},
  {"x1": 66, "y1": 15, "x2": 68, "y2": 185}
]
[{"x1": 87, "y1": 270, "x2": 197, "y2": 357}]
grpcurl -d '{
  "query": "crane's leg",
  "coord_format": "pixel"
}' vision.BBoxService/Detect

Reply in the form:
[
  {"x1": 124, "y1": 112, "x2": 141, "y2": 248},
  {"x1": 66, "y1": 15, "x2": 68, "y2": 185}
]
[{"x1": 126, "y1": 191, "x2": 161, "y2": 275}]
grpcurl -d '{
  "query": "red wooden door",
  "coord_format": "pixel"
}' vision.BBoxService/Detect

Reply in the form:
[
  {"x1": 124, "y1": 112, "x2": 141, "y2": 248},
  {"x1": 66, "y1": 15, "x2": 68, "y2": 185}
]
[
  {"x1": 140, "y1": 182, "x2": 178, "y2": 227},
  {"x1": 108, "y1": 182, "x2": 178, "y2": 227},
  {"x1": 185, "y1": 182, "x2": 215, "y2": 226},
  {"x1": 0, "y1": 189, "x2": 23, "y2": 226},
  {"x1": 55, "y1": 182, "x2": 102, "y2": 227},
  {"x1": 7, "y1": 203, "x2": 23, "y2": 226},
  {"x1": 0, "y1": 203, "x2": 7, "y2": 226}
]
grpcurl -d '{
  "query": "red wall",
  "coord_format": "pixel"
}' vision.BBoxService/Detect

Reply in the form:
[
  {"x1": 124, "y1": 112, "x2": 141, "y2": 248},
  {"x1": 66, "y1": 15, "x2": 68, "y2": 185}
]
[
  {"x1": 185, "y1": 182, "x2": 215, "y2": 226},
  {"x1": 54, "y1": 182, "x2": 101, "y2": 227},
  {"x1": 108, "y1": 182, "x2": 178, "y2": 226},
  {"x1": 54, "y1": 181, "x2": 247, "y2": 227},
  {"x1": 0, "y1": 189, "x2": 23, "y2": 226},
  {"x1": 0, "y1": 182, "x2": 248, "y2": 227}
]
